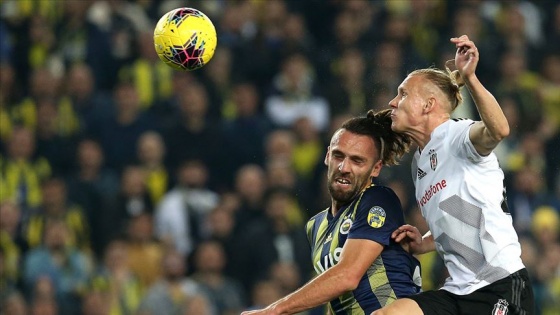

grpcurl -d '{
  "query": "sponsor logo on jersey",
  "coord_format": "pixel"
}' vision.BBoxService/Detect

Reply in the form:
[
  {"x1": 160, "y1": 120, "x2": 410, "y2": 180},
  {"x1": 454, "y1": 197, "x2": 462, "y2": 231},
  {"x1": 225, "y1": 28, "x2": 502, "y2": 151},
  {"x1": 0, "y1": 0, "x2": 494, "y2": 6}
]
[
  {"x1": 367, "y1": 206, "x2": 386, "y2": 228},
  {"x1": 418, "y1": 179, "x2": 447, "y2": 207},
  {"x1": 492, "y1": 299, "x2": 509, "y2": 315},
  {"x1": 429, "y1": 149, "x2": 438, "y2": 170},
  {"x1": 417, "y1": 168, "x2": 427, "y2": 179},
  {"x1": 340, "y1": 218, "x2": 352, "y2": 234},
  {"x1": 315, "y1": 247, "x2": 342, "y2": 273}
]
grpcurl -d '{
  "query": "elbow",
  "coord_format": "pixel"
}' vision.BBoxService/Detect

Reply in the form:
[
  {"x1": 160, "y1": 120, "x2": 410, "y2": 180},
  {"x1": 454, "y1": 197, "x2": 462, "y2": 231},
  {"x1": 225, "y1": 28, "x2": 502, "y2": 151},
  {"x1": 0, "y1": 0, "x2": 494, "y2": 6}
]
[
  {"x1": 495, "y1": 124, "x2": 510, "y2": 141},
  {"x1": 340, "y1": 272, "x2": 362, "y2": 291}
]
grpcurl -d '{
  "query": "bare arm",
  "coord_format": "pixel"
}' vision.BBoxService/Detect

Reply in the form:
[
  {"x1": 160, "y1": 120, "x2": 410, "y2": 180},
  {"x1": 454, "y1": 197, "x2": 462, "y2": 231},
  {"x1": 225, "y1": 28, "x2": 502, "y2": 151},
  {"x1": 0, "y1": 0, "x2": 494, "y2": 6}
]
[
  {"x1": 240, "y1": 238, "x2": 384, "y2": 315},
  {"x1": 451, "y1": 35, "x2": 510, "y2": 156}
]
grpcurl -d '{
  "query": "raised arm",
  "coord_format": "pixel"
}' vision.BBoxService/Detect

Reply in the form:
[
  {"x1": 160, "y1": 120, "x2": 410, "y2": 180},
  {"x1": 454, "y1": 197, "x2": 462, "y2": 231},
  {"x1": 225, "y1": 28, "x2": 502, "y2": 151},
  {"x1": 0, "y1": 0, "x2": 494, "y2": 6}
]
[
  {"x1": 451, "y1": 35, "x2": 510, "y2": 156},
  {"x1": 240, "y1": 238, "x2": 384, "y2": 315}
]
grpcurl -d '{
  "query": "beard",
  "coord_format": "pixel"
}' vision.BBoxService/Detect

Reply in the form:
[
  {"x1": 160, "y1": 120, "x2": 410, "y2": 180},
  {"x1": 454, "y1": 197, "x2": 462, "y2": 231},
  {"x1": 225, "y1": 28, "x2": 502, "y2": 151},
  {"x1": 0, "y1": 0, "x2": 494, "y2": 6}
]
[
  {"x1": 328, "y1": 182, "x2": 358, "y2": 204},
  {"x1": 327, "y1": 173, "x2": 363, "y2": 205}
]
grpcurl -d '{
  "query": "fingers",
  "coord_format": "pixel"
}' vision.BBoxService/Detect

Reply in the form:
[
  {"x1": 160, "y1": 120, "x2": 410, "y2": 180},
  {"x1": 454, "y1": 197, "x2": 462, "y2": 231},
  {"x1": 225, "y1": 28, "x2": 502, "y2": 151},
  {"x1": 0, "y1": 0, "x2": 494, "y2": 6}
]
[
  {"x1": 394, "y1": 230, "x2": 416, "y2": 242},
  {"x1": 392, "y1": 225, "x2": 417, "y2": 240},
  {"x1": 451, "y1": 35, "x2": 478, "y2": 57}
]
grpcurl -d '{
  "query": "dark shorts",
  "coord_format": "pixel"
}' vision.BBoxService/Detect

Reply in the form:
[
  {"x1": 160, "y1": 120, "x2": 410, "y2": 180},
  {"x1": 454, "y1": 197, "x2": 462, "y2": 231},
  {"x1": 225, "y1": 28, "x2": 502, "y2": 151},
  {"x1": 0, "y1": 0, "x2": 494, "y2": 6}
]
[{"x1": 408, "y1": 269, "x2": 535, "y2": 315}]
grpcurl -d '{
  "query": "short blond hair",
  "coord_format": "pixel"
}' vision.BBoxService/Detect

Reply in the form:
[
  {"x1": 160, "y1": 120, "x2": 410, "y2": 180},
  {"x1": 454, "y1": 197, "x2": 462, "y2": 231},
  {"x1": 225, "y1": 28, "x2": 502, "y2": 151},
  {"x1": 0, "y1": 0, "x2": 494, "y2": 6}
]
[{"x1": 409, "y1": 63, "x2": 464, "y2": 112}]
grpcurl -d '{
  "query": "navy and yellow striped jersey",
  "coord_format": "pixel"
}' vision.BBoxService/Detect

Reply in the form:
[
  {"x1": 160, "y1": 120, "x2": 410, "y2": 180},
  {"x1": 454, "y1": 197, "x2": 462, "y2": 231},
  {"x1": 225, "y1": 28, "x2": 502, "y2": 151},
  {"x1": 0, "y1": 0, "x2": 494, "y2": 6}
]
[{"x1": 306, "y1": 184, "x2": 421, "y2": 314}]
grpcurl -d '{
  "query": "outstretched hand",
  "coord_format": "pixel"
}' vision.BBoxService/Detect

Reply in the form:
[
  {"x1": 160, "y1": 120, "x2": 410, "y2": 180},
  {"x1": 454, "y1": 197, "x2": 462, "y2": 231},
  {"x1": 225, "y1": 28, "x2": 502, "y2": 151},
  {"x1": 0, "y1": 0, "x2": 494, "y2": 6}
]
[
  {"x1": 451, "y1": 35, "x2": 479, "y2": 79},
  {"x1": 392, "y1": 224, "x2": 423, "y2": 255}
]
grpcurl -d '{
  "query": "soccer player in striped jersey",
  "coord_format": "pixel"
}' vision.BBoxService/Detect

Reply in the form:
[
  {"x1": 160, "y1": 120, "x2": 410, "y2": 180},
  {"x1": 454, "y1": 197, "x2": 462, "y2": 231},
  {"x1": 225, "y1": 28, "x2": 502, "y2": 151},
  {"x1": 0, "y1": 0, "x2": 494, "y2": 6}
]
[
  {"x1": 241, "y1": 109, "x2": 421, "y2": 315},
  {"x1": 373, "y1": 35, "x2": 535, "y2": 315}
]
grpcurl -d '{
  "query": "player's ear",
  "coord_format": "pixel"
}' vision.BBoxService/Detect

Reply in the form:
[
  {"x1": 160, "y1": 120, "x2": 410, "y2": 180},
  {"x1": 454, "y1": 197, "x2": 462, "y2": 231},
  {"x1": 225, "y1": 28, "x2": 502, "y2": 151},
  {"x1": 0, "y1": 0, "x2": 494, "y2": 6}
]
[
  {"x1": 423, "y1": 97, "x2": 436, "y2": 113},
  {"x1": 324, "y1": 147, "x2": 330, "y2": 166},
  {"x1": 370, "y1": 159, "x2": 383, "y2": 178}
]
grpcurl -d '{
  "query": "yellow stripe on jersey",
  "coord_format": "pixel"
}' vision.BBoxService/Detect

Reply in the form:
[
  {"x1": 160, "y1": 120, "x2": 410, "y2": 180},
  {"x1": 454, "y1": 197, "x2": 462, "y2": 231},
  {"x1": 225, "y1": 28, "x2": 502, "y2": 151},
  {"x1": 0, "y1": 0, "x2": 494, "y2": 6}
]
[{"x1": 366, "y1": 256, "x2": 398, "y2": 307}]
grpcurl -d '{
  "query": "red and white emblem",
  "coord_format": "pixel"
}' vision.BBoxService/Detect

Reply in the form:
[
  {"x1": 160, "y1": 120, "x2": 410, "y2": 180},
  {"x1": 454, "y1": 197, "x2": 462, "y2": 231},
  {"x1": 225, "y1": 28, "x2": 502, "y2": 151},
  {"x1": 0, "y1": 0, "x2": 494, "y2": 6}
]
[
  {"x1": 429, "y1": 149, "x2": 438, "y2": 171},
  {"x1": 492, "y1": 299, "x2": 509, "y2": 315}
]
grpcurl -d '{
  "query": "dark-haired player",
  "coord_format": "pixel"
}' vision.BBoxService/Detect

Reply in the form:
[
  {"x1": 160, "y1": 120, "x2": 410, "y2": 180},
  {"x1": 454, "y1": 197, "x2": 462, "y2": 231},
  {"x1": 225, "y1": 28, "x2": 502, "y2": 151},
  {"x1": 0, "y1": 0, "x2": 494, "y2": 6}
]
[{"x1": 241, "y1": 109, "x2": 421, "y2": 315}]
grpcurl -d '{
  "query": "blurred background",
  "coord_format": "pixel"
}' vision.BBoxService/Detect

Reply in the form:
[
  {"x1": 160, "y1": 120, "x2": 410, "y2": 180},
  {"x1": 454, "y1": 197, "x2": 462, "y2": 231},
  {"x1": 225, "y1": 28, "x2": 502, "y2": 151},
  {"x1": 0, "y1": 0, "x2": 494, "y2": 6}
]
[{"x1": 0, "y1": 0, "x2": 558, "y2": 314}]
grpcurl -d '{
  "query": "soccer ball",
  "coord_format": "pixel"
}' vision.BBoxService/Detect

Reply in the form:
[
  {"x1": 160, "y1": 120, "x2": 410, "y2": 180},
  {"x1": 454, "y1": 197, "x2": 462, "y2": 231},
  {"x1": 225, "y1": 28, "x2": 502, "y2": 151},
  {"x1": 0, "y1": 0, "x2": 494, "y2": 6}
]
[{"x1": 153, "y1": 7, "x2": 217, "y2": 71}]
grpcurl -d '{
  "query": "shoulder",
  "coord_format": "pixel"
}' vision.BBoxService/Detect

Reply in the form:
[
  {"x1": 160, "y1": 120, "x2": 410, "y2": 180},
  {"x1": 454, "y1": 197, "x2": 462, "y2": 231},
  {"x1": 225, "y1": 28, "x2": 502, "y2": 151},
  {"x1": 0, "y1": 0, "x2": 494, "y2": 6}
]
[
  {"x1": 309, "y1": 208, "x2": 328, "y2": 222},
  {"x1": 306, "y1": 209, "x2": 328, "y2": 228},
  {"x1": 360, "y1": 185, "x2": 399, "y2": 203},
  {"x1": 357, "y1": 185, "x2": 404, "y2": 218},
  {"x1": 447, "y1": 118, "x2": 476, "y2": 133}
]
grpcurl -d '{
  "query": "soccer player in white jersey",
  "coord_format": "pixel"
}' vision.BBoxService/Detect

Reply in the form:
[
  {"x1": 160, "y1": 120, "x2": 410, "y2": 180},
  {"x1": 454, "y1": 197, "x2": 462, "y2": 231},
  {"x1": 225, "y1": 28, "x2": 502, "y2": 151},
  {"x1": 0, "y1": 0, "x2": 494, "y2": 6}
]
[{"x1": 371, "y1": 35, "x2": 535, "y2": 315}]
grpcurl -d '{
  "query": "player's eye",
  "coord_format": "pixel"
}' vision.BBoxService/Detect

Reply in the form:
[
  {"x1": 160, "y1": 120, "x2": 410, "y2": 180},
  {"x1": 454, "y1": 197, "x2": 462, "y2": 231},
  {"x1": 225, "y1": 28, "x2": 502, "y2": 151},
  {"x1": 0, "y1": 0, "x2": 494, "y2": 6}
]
[{"x1": 332, "y1": 152, "x2": 344, "y2": 159}]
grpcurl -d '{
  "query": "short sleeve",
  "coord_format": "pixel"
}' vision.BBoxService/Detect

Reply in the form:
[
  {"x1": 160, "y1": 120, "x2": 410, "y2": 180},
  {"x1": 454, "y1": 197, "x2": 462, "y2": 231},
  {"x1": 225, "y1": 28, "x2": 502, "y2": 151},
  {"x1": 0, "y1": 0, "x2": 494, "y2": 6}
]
[
  {"x1": 447, "y1": 119, "x2": 484, "y2": 163},
  {"x1": 347, "y1": 186, "x2": 406, "y2": 246}
]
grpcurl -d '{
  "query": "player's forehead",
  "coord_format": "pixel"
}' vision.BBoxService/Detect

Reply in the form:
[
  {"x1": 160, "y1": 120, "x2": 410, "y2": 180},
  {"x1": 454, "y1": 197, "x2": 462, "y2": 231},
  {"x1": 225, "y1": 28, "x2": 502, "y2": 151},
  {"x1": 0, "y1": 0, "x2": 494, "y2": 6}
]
[
  {"x1": 399, "y1": 74, "x2": 422, "y2": 91},
  {"x1": 330, "y1": 130, "x2": 376, "y2": 157}
]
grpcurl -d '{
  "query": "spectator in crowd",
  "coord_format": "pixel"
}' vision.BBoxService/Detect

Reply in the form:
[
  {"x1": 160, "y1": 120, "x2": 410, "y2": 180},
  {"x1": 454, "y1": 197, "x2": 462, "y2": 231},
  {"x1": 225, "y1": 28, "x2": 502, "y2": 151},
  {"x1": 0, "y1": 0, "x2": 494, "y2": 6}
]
[
  {"x1": 232, "y1": 187, "x2": 313, "y2": 303},
  {"x1": 63, "y1": 63, "x2": 112, "y2": 134},
  {"x1": 0, "y1": 201, "x2": 24, "y2": 289},
  {"x1": 29, "y1": 294, "x2": 59, "y2": 315},
  {"x1": 124, "y1": 213, "x2": 164, "y2": 291},
  {"x1": 0, "y1": 126, "x2": 51, "y2": 212},
  {"x1": 325, "y1": 47, "x2": 371, "y2": 117},
  {"x1": 204, "y1": 205, "x2": 238, "y2": 278},
  {"x1": 34, "y1": 97, "x2": 77, "y2": 176},
  {"x1": 23, "y1": 219, "x2": 91, "y2": 315},
  {"x1": 264, "y1": 52, "x2": 330, "y2": 132},
  {"x1": 65, "y1": 138, "x2": 120, "y2": 258},
  {"x1": 155, "y1": 159, "x2": 219, "y2": 258},
  {"x1": 137, "y1": 249, "x2": 212, "y2": 315},
  {"x1": 231, "y1": 164, "x2": 268, "y2": 233},
  {"x1": 162, "y1": 81, "x2": 225, "y2": 185},
  {"x1": 222, "y1": 81, "x2": 272, "y2": 184},
  {"x1": 81, "y1": 289, "x2": 110, "y2": 315},
  {"x1": 97, "y1": 165, "x2": 152, "y2": 258},
  {"x1": 88, "y1": 238, "x2": 142, "y2": 315},
  {"x1": 200, "y1": 46, "x2": 233, "y2": 121},
  {"x1": 0, "y1": 290, "x2": 28, "y2": 315},
  {"x1": 530, "y1": 206, "x2": 560, "y2": 315},
  {"x1": 191, "y1": 240, "x2": 245, "y2": 315},
  {"x1": 91, "y1": 81, "x2": 156, "y2": 172},
  {"x1": 136, "y1": 131, "x2": 169, "y2": 205},
  {"x1": 14, "y1": 67, "x2": 80, "y2": 137},
  {"x1": 23, "y1": 177, "x2": 90, "y2": 252},
  {"x1": 118, "y1": 31, "x2": 174, "y2": 111},
  {"x1": 0, "y1": 63, "x2": 21, "y2": 143}
]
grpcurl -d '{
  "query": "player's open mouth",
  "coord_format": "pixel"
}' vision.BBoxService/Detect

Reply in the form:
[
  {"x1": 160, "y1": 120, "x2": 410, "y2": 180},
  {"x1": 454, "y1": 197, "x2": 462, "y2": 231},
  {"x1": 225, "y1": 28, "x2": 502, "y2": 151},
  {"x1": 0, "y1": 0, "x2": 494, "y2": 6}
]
[{"x1": 336, "y1": 178, "x2": 351, "y2": 185}]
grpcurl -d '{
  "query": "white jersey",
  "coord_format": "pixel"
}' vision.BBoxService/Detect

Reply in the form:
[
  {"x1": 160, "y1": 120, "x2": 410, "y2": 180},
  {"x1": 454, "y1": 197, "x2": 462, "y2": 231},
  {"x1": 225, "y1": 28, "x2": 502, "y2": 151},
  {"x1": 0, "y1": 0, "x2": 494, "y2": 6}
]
[{"x1": 412, "y1": 119, "x2": 524, "y2": 295}]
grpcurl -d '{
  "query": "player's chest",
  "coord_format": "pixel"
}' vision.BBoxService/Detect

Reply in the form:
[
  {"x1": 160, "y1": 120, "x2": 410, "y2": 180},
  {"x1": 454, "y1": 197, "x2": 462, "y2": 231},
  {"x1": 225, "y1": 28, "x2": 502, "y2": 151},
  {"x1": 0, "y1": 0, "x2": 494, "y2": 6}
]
[{"x1": 312, "y1": 215, "x2": 354, "y2": 273}]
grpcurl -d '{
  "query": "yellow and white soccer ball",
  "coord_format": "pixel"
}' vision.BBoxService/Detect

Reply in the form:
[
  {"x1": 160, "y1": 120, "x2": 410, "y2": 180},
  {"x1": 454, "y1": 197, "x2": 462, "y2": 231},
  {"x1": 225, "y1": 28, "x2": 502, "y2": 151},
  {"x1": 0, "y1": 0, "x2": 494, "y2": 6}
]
[{"x1": 153, "y1": 7, "x2": 217, "y2": 71}]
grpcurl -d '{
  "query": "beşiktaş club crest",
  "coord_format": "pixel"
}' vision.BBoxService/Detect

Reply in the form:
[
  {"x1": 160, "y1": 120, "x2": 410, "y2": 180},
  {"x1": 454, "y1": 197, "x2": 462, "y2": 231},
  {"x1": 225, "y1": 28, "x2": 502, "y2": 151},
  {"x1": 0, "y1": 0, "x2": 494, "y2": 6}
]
[
  {"x1": 492, "y1": 299, "x2": 509, "y2": 315},
  {"x1": 429, "y1": 149, "x2": 438, "y2": 171}
]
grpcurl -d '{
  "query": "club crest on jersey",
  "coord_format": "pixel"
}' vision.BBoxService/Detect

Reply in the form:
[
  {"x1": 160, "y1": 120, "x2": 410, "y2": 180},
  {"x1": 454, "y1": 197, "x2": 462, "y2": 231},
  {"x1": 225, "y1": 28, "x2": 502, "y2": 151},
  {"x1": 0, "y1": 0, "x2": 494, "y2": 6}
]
[
  {"x1": 492, "y1": 299, "x2": 508, "y2": 315},
  {"x1": 367, "y1": 206, "x2": 386, "y2": 228},
  {"x1": 340, "y1": 218, "x2": 352, "y2": 234},
  {"x1": 429, "y1": 149, "x2": 438, "y2": 171}
]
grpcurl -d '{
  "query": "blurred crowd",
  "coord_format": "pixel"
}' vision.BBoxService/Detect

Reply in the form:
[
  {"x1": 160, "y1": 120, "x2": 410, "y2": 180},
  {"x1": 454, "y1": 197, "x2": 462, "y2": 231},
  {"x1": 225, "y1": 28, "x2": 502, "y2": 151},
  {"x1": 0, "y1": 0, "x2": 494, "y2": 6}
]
[{"x1": 0, "y1": 0, "x2": 559, "y2": 314}]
